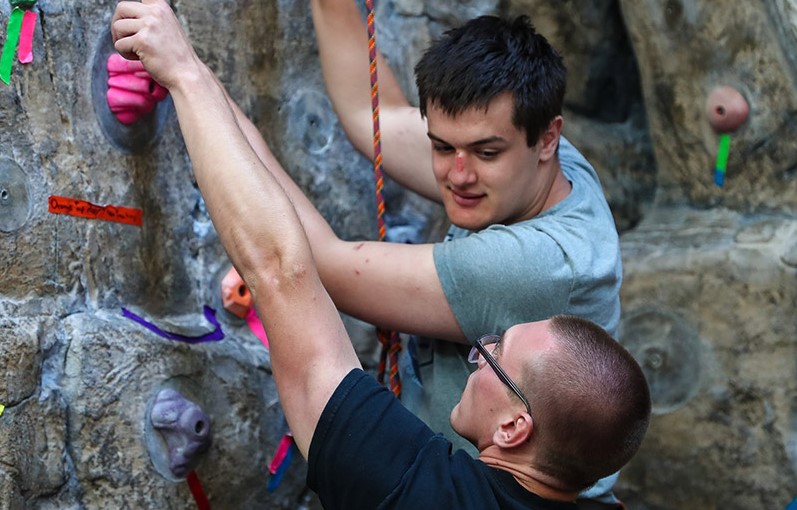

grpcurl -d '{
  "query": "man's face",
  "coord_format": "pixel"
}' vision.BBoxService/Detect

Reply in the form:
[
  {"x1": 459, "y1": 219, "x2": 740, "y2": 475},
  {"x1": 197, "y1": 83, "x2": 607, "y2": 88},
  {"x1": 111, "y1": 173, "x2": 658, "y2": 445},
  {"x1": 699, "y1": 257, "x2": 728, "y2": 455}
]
[
  {"x1": 425, "y1": 93, "x2": 554, "y2": 231},
  {"x1": 450, "y1": 320, "x2": 555, "y2": 449}
]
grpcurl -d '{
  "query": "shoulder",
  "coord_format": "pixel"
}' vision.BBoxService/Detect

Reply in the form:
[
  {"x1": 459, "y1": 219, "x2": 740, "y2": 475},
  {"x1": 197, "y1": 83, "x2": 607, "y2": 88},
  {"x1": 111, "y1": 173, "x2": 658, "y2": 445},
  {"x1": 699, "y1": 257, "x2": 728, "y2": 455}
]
[
  {"x1": 308, "y1": 370, "x2": 445, "y2": 508},
  {"x1": 557, "y1": 135, "x2": 604, "y2": 191},
  {"x1": 436, "y1": 221, "x2": 567, "y2": 257},
  {"x1": 558, "y1": 136, "x2": 592, "y2": 172}
]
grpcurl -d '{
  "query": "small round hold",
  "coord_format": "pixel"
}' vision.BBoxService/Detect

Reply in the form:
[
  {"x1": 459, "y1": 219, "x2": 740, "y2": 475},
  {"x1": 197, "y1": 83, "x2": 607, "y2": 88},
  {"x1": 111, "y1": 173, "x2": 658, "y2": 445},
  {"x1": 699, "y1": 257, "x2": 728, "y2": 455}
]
[{"x1": 705, "y1": 86, "x2": 749, "y2": 133}]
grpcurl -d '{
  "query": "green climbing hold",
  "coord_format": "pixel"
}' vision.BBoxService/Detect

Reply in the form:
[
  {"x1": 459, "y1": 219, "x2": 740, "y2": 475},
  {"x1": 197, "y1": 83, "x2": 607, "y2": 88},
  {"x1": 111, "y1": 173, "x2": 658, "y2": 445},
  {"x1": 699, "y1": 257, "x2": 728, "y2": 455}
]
[{"x1": 10, "y1": 0, "x2": 37, "y2": 7}]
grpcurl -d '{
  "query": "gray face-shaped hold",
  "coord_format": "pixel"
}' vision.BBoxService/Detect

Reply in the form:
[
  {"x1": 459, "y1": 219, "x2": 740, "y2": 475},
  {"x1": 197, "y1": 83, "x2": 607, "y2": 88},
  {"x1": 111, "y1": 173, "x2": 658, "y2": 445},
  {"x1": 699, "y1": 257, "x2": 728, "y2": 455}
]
[{"x1": 150, "y1": 389, "x2": 212, "y2": 478}]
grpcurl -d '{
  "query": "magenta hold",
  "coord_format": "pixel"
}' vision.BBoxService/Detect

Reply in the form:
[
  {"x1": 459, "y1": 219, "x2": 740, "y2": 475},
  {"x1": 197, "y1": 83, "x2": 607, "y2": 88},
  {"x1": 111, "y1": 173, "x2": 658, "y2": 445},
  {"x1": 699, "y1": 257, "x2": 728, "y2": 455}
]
[
  {"x1": 705, "y1": 86, "x2": 749, "y2": 133},
  {"x1": 106, "y1": 54, "x2": 169, "y2": 125}
]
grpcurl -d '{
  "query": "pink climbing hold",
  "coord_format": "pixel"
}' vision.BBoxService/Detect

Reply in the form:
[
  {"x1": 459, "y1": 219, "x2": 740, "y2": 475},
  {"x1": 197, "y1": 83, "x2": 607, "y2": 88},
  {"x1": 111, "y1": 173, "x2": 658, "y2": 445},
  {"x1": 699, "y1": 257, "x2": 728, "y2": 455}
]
[
  {"x1": 705, "y1": 86, "x2": 749, "y2": 134},
  {"x1": 106, "y1": 53, "x2": 168, "y2": 125}
]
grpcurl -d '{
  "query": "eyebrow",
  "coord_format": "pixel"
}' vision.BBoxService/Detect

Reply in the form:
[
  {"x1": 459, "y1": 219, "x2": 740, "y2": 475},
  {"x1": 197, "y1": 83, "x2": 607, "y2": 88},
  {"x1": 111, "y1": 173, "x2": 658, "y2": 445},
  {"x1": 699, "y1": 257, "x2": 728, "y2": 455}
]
[{"x1": 427, "y1": 132, "x2": 508, "y2": 148}]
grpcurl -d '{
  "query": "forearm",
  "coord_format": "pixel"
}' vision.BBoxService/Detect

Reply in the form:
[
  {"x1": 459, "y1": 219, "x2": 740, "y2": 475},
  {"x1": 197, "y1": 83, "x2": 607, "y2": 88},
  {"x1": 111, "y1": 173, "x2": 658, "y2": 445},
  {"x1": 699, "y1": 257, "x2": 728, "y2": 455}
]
[
  {"x1": 111, "y1": 0, "x2": 359, "y2": 461},
  {"x1": 168, "y1": 71, "x2": 295, "y2": 285},
  {"x1": 170, "y1": 67, "x2": 359, "y2": 456},
  {"x1": 210, "y1": 75, "x2": 340, "y2": 249}
]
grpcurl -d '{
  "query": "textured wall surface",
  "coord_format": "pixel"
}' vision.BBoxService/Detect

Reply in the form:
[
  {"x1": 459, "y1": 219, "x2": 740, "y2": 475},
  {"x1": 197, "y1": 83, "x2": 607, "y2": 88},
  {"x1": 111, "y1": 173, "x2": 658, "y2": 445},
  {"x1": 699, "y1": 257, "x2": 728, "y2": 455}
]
[
  {"x1": 0, "y1": 0, "x2": 795, "y2": 508},
  {"x1": 614, "y1": 1, "x2": 797, "y2": 508}
]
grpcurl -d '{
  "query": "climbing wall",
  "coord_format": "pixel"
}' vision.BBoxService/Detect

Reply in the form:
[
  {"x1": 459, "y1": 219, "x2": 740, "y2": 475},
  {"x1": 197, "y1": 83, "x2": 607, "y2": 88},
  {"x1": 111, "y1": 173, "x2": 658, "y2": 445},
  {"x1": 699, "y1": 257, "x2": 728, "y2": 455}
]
[
  {"x1": 0, "y1": 1, "x2": 382, "y2": 508},
  {"x1": 612, "y1": 1, "x2": 797, "y2": 508}
]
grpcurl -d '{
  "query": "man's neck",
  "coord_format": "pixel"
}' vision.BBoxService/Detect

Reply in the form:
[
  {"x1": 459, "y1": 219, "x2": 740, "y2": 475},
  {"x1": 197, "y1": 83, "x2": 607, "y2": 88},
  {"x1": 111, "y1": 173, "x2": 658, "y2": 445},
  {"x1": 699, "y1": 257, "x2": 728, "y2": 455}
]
[
  {"x1": 479, "y1": 449, "x2": 579, "y2": 503},
  {"x1": 511, "y1": 157, "x2": 571, "y2": 225},
  {"x1": 538, "y1": 158, "x2": 572, "y2": 215}
]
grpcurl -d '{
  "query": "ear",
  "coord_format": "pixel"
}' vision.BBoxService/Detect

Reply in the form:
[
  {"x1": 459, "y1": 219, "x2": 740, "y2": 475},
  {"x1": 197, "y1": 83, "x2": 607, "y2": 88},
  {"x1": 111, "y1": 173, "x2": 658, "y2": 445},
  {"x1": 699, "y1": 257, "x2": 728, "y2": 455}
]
[
  {"x1": 538, "y1": 116, "x2": 563, "y2": 163},
  {"x1": 492, "y1": 411, "x2": 533, "y2": 448}
]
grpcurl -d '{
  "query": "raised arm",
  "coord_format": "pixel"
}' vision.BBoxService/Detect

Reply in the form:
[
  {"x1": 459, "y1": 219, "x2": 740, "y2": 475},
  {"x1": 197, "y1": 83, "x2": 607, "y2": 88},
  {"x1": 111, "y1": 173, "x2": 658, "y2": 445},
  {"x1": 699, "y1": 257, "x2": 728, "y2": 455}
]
[
  {"x1": 310, "y1": 0, "x2": 440, "y2": 201},
  {"x1": 111, "y1": 0, "x2": 360, "y2": 458},
  {"x1": 218, "y1": 81, "x2": 466, "y2": 344},
  {"x1": 112, "y1": 0, "x2": 465, "y2": 348}
]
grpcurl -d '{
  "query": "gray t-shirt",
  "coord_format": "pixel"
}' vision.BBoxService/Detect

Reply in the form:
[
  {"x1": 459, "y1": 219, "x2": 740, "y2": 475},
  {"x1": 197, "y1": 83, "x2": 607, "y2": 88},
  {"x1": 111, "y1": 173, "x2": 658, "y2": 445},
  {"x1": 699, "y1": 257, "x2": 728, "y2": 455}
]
[
  {"x1": 435, "y1": 136, "x2": 621, "y2": 340},
  {"x1": 403, "y1": 136, "x2": 622, "y2": 459}
]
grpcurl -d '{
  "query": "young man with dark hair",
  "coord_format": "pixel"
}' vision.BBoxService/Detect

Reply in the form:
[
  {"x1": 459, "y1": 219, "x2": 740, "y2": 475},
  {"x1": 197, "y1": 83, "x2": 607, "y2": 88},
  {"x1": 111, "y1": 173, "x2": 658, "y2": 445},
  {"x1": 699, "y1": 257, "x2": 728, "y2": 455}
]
[{"x1": 110, "y1": 6, "x2": 651, "y2": 506}]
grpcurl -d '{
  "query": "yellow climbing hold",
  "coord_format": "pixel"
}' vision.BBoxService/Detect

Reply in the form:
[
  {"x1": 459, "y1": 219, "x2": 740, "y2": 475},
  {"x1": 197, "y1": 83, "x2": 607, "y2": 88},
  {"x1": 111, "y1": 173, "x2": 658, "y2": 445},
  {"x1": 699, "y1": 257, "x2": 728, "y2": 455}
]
[{"x1": 0, "y1": 404, "x2": 4, "y2": 416}]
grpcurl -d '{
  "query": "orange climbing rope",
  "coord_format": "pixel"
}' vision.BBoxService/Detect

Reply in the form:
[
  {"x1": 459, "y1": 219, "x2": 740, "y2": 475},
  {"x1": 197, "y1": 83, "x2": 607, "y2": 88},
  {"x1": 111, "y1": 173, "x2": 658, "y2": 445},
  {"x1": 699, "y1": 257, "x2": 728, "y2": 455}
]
[{"x1": 366, "y1": 0, "x2": 401, "y2": 398}]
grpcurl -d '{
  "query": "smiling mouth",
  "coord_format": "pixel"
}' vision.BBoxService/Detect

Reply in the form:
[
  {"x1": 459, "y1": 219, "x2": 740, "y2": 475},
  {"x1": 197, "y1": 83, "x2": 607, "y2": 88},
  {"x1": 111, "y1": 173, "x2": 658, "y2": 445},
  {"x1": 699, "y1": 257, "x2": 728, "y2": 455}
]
[{"x1": 450, "y1": 190, "x2": 485, "y2": 207}]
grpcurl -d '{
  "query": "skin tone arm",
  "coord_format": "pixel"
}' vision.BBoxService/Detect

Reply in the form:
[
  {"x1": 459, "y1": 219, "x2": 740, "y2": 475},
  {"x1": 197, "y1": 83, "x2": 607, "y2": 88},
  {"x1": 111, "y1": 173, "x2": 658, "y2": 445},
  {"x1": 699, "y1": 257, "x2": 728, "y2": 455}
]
[
  {"x1": 310, "y1": 0, "x2": 440, "y2": 201},
  {"x1": 111, "y1": 0, "x2": 364, "y2": 457},
  {"x1": 111, "y1": 2, "x2": 466, "y2": 344},
  {"x1": 221, "y1": 79, "x2": 465, "y2": 343},
  {"x1": 185, "y1": 8, "x2": 466, "y2": 342}
]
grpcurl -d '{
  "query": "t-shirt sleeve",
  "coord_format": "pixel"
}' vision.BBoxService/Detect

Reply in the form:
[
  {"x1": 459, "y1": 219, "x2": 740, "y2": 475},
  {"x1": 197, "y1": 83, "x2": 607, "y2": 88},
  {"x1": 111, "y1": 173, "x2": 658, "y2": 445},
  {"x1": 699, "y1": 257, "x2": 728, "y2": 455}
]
[
  {"x1": 307, "y1": 369, "x2": 440, "y2": 510},
  {"x1": 433, "y1": 224, "x2": 574, "y2": 341}
]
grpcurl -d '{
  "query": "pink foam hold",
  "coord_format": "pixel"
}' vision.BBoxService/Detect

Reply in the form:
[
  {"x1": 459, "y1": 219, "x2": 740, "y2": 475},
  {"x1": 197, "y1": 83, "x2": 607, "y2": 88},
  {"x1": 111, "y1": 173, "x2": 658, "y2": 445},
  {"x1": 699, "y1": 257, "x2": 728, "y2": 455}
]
[
  {"x1": 108, "y1": 74, "x2": 154, "y2": 94},
  {"x1": 107, "y1": 53, "x2": 146, "y2": 74},
  {"x1": 246, "y1": 307, "x2": 269, "y2": 349},
  {"x1": 107, "y1": 87, "x2": 156, "y2": 111},
  {"x1": 106, "y1": 53, "x2": 169, "y2": 124},
  {"x1": 113, "y1": 111, "x2": 140, "y2": 125}
]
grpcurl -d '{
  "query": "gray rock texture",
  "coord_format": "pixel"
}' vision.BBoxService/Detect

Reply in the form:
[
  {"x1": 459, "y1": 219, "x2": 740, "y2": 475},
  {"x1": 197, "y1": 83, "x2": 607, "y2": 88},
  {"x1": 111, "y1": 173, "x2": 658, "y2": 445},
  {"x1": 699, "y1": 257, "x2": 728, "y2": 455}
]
[{"x1": 0, "y1": 0, "x2": 796, "y2": 508}]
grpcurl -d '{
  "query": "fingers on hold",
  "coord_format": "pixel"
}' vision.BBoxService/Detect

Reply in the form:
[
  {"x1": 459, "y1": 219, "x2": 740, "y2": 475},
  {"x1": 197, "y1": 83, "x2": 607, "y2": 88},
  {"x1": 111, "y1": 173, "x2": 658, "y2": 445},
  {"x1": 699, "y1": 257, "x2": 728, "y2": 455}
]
[
  {"x1": 107, "y1": 87, "x2": 156, "y2": 111},
  {"x1": 107, "y1": 53, "x2": 145, "y2": 73},
  {"x1": 108, "y1": 74, "x2": 153, "y2": 94}
]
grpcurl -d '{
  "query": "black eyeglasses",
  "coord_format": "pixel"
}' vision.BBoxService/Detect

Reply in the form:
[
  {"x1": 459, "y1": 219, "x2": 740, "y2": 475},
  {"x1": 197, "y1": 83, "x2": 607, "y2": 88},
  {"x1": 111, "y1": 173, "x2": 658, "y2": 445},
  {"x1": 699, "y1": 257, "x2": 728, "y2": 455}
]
[{"x1": 468, "y1": 334, "x2": 532, "y2": 416}]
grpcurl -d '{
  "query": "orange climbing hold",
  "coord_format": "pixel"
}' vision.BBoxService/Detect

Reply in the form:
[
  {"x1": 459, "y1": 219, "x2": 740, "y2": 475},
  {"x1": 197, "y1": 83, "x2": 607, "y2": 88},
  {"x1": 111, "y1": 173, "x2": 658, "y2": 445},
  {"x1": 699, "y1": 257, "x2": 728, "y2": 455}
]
[{"x1": 220, "y1": 266, "x2": 252, "y2": 319}]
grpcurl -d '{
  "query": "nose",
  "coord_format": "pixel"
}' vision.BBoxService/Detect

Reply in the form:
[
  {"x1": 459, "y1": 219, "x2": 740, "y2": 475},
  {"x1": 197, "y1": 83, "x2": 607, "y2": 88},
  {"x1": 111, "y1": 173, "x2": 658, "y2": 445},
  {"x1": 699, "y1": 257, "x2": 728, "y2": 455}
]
[{"x1": 448, "y1": 151, "x2": 476, "y2": 187}]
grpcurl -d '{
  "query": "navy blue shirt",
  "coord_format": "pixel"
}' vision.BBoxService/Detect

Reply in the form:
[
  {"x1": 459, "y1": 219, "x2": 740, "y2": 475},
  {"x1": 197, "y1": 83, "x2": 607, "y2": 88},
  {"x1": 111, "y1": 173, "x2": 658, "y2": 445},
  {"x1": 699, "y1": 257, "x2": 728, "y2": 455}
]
[{"x1": 307, "y1": 369, "x2": 578, "y2": 510}]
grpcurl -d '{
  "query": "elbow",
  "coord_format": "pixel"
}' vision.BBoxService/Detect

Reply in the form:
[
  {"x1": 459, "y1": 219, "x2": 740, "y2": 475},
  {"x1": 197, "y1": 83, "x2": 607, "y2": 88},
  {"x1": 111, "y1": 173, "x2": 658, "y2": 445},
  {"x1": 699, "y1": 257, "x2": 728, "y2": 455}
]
[
  {"x1": 242, "y1": 243, "x2": 320, "y2": 302},
  {"x1": 226, "y1": 225, "x2": 316, "y2": 302},
  {"x1": 247, "y1": 254, "x2": 316, "y2": 305}
]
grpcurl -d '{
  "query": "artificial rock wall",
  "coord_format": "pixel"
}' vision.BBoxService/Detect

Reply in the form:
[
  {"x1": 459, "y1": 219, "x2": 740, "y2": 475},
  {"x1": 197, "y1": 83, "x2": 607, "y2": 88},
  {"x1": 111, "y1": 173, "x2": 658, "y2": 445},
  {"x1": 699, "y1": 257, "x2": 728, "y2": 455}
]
[{"x1": 0, "y1": 0, "x2": 795, "y2": 509}]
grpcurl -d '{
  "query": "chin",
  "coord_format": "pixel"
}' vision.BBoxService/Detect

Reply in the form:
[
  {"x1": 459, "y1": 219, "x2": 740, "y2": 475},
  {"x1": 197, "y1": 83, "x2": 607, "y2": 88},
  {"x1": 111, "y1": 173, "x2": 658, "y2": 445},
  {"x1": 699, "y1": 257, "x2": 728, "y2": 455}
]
[
  {"x1": 447, "y1": 213, "x2": 490, "y2": 232},
  {"x1": 443, "y1": 205, "x2": 485, "y2": 232}
]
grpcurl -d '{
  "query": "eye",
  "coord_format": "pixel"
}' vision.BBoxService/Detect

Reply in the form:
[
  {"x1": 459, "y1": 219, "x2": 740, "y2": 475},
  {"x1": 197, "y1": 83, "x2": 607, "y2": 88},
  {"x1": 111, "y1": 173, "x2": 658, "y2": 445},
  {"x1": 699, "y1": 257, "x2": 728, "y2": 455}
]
[
  {"x1": 477, "y1": 149, "x2": 500, "y2": 160},
  {"x1": 432, "y1": 143, "x2": 454, "y2": 154}
]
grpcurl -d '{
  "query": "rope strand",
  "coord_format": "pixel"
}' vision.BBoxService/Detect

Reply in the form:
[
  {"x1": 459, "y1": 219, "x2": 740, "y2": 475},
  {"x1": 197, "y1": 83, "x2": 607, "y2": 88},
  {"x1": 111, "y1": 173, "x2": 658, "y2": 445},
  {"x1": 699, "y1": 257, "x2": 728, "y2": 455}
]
[{"x1": 366, "y1": 0, "x2": 401, "y2": 398}]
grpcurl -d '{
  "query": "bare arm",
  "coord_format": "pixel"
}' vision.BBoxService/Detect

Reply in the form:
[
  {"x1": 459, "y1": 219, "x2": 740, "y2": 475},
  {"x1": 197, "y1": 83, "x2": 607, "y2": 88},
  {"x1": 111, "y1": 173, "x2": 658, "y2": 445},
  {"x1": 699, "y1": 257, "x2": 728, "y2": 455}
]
[
  {"x1": 216, "y1": 82, "x2": 464, "y2": 342},
  {"x1": 111, "y1": 0, "x2": 360, "y2": 458},
  {"x1": 310, "y1": 0, "x2": 440, "y2": 201}
]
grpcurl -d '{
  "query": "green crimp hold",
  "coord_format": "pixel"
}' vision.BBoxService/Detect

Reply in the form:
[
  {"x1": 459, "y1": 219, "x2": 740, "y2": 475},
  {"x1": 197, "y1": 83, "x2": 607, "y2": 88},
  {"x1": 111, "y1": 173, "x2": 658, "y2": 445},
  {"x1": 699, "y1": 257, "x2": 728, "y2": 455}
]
[{"x1": 10, "y1": 0, "x2": 37, "y2": 7}]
